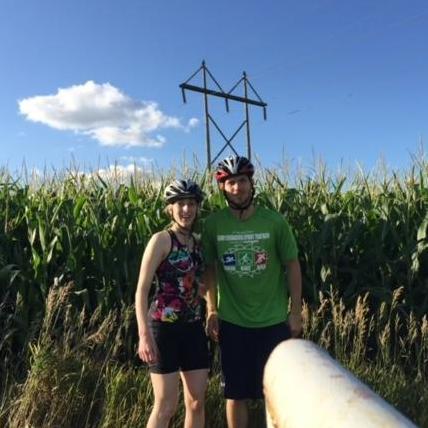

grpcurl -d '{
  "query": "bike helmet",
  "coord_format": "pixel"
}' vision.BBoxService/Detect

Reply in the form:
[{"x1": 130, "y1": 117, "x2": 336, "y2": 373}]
[
  {"x1": 215, "y1": 155, "x2": 255, "y2": 183},
  {"x1": 164, "y1": 179, "x2": 204, "y2": 204}
]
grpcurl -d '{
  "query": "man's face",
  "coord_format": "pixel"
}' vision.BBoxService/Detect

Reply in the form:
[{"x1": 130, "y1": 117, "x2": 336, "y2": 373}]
[{"x1": 222, "y1": 174, "x2": 252, "y2": 205}]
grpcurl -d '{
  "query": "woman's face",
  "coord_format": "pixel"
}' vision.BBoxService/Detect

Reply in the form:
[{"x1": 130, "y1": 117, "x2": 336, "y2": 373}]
[{"x1": 169, "y1": 198, "x2": 198, "y2": 229}]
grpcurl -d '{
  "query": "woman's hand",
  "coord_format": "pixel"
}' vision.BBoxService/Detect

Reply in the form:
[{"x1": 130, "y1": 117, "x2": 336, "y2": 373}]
[{"x1": 138, "y1": 333, "x2": 159, "y2": 364}]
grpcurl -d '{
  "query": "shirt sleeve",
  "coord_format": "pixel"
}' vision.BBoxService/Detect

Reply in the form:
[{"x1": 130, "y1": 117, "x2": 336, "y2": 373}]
[{"x1": 277, "y1": 216, "x2": 298, "y2": 262}]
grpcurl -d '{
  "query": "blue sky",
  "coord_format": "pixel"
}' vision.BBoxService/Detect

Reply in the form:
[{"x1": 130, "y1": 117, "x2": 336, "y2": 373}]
[{"x1": 1, "y1": 0, "x2": 427, "y2": 177}]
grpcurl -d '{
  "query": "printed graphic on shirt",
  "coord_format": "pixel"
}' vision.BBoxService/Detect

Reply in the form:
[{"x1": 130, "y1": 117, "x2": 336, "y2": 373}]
[
  {"x1": 150, "y1": 232, "x2": 203, "y2": 323},
  {"x1": 222, "y1": 252, "x2": 236, "y2": 269},
  {"x1": 218, "y1": 232, "x2": 270, "y2": 242},
  {"x1": 218, "y1": 231, "x2": 270, "y2": 278},
  {"x1": 255, "y1": 251, "x2": 267, "y2": 269}
]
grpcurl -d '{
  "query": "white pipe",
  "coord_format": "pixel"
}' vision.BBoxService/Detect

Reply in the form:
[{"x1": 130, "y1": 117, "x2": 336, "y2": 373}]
[{"x1": 263, "y1": 339, "x2": 418, "y2": 428}]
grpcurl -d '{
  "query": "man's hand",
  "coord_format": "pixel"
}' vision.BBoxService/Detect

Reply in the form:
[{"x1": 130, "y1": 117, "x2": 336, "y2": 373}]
[
  {"x1": 206, "y1": 312, "x2": 219, "y2": 342},
  {"x1": 288, "y1": 311, "x2": 303, "y2": 338}
]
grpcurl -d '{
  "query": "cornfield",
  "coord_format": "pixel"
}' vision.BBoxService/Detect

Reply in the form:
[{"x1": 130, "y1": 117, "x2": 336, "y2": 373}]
[{"x1": 0, "y1": 159, "x2": 427, "y2": 427}]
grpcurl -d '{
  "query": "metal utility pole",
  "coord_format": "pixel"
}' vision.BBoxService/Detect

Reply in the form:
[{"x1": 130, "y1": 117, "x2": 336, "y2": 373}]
[{"x1": 179, "y1": 61, "x2": 267, "y2": 170}]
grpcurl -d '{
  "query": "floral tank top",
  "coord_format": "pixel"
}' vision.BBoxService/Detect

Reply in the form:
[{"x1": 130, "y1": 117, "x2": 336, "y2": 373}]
[{"x1": 149, "y1": 230, "x2": 204, "y2": 323}]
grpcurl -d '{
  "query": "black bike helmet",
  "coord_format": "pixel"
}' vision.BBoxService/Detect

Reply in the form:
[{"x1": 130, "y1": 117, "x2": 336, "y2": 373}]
[
  {"x1": 215, "y1": 155, "x2": 255, "y2": 183},
  {"x1": 164, "y1": 179, "x2": 204, "y2": 204}
]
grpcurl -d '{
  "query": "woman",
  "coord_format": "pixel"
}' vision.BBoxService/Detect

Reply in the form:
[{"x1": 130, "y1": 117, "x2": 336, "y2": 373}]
[{"x1": 135, "y1": 179, "x2": 209, "y2": 428}]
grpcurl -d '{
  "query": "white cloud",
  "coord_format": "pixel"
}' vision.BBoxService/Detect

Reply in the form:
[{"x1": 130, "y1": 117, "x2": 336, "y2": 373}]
[
  {"x1": 187, "y1": 117, "x2": 199, "y2": 130},
  {"x1": 94, "y1": 163, "x2": 151, "y2": 181},
  {"x1": 18, "y1": 81, "x2": 198, "y2": 147}
]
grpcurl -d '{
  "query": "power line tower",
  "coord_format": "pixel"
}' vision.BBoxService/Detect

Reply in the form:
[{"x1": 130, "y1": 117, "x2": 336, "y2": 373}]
[{"x1": 179, "y1": 61, "x2": 267, "y2": 170}]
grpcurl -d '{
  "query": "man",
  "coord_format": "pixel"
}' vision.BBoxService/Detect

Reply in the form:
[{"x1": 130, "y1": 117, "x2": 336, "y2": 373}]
[{"x1": 202, "y1": 155, "x2": 302, "y2": 428}]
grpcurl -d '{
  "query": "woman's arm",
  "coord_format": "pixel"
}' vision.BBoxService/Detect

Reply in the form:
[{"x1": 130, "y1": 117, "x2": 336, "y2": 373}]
[{"x1": 135, "y1": 231, "x2": 169, "y2": 363}]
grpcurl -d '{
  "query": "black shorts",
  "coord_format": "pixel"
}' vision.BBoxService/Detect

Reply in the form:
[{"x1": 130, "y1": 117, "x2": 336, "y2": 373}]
[
  {"x1": 219, "y1": 320, "x2": 291, "y2": 400},
  {"x1": 149, "y1": 320, "x2": 210, "y2": 374}
]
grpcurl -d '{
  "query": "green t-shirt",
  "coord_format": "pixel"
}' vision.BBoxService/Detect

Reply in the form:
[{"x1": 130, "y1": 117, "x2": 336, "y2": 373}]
[{"x1": 202, "y1": 206, "x2": 298, "y2": 327}]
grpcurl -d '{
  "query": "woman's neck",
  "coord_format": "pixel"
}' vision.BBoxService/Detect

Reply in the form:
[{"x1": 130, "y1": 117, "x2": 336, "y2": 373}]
[
  {"x1": 171, "y1": 224, "x2": 192, "y2": 236},
  {"x1": 170, "y1": 225, "x2": 193, "y2": 247}
]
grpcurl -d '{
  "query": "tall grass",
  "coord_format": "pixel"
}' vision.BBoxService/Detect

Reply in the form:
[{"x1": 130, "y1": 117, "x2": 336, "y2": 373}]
[
  {"x1": 0, "y1": 159, "x2": 427, "y2": 426},
  {"x1": 0, "y1": 280, "x2": 426, "y2": 427}
]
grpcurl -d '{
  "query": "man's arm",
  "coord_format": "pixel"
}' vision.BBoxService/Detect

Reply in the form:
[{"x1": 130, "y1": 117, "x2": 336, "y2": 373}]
[
  {"x1": 202, "y1": 263, "x2": 219, "y2": 341},
  {"x1": 286, "y1": 258, "x2": 302, "y2": 337}
]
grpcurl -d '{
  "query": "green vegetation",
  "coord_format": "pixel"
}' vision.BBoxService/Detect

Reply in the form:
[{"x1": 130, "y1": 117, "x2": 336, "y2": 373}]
[{"x1": 0, "y1": 159, "x2": 427, "y2": 427}]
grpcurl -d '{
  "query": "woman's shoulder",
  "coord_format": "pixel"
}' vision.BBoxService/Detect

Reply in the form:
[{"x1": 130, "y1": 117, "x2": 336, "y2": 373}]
[{"x1": 148, "y1": 230, "x2": 172, "y2": 252}]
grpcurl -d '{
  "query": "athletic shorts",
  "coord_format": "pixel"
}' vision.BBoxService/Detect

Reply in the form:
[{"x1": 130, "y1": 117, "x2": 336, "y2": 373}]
[
  {"x1": 219, "y1": 320, "x2": 291, "y2": 399},
  {"x1": 149, "y1": 320, "x2": 210, "y2": 374}
]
